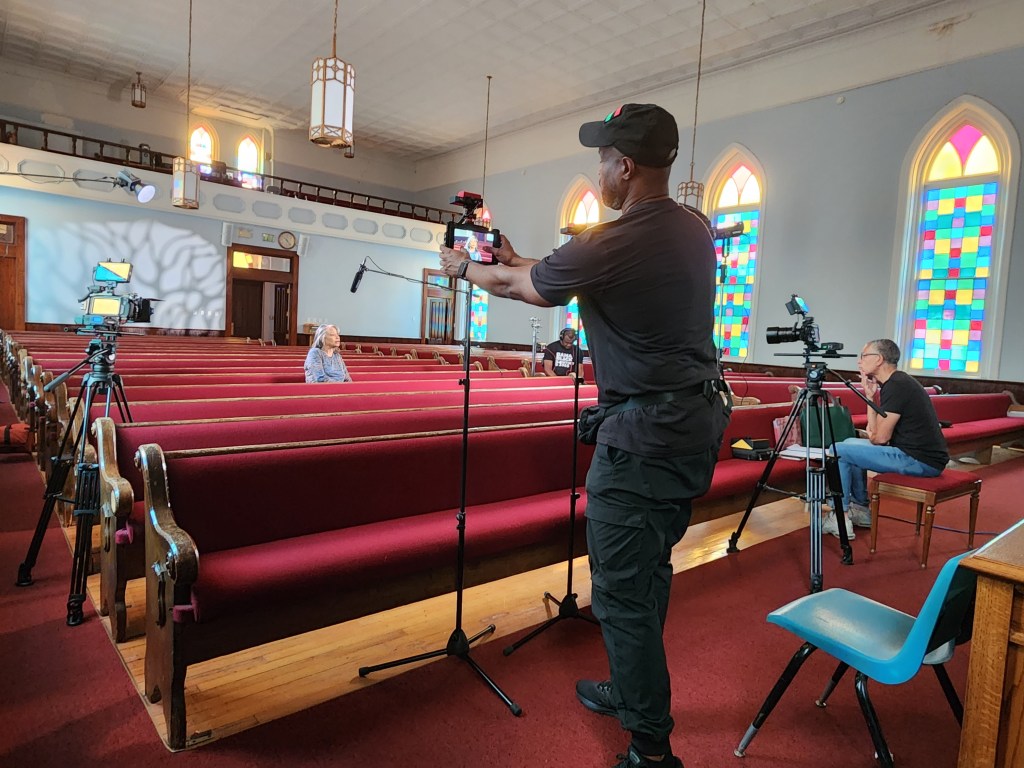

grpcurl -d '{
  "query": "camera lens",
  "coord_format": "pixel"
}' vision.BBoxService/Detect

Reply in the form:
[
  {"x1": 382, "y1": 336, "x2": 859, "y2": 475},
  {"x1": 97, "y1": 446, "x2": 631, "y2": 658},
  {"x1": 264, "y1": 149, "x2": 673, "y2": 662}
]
[{"x1": 765, "y1": 326, "x2": 800, "y2": 345}]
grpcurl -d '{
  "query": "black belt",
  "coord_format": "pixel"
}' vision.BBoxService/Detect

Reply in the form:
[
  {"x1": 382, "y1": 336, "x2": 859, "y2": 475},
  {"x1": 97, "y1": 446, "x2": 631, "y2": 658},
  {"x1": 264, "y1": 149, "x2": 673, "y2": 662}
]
[{"x1": 603, "y1": 380, "x2": 719, "y2": 418}]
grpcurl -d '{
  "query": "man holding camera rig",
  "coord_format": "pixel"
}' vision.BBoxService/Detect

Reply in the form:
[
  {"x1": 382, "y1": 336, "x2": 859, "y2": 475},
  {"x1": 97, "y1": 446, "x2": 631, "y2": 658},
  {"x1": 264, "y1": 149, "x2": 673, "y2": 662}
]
[
  {"x1": 824, "y1": 338, "x2": 948, "y2": 538},
  {"x1": 440, "y1": 103, "x2": 730, "y2": 768}
]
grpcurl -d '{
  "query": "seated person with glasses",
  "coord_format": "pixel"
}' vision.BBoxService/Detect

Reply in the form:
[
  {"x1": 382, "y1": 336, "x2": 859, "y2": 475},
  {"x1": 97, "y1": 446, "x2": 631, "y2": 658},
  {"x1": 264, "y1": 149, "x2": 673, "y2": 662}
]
[{"x1": 824, "y1": 338, "x2": 949, "y2": 538}]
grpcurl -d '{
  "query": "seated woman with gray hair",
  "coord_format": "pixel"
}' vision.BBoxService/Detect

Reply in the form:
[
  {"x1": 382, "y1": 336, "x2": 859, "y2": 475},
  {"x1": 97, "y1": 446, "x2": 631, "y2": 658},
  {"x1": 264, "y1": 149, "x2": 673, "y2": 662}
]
[{"x1": 304, "y1": 324, "x2": 352, "y2": 383}]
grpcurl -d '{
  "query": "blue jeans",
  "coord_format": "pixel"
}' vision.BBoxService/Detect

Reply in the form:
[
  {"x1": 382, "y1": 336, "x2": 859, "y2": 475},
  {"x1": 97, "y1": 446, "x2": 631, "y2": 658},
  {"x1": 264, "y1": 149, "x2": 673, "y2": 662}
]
[{"x1": 836, "y1": 438, "x2": 942, "y2": 508}]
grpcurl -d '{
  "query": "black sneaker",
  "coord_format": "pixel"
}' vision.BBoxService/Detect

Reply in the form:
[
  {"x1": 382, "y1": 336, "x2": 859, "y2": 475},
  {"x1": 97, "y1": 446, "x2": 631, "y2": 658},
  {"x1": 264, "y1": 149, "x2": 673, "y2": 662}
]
[
  {"x1": 612, "y1": 745, "x2": 684, "y2": 768},
  {"x1": 576, "y1": 678, "x2": 616, "y2": 717}
]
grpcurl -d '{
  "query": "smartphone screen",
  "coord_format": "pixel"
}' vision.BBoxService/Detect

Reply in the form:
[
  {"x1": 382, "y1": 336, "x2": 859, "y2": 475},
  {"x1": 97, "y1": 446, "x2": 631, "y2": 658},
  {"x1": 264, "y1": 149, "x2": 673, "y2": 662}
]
[{"x1": 450, "y1": 227, "x2": 497, "y2": 264}]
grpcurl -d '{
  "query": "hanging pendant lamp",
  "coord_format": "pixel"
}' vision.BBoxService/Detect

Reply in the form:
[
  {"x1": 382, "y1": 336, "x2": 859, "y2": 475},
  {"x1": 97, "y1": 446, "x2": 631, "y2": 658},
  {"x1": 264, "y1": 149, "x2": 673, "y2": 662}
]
[{"x1": 310, "y1": 0, "x2": 355, "y2": 150}]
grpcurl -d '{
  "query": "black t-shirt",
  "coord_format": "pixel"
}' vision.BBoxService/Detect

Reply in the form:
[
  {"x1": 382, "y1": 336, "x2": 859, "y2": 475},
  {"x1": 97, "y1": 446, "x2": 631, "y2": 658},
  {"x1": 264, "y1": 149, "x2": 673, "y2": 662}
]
[
  {"x1": 530, "y1": 198, "x2": 725, "y2": 456},
  {"x1": 543, "y1": 341, "x2": 583, "y2": 376},
  {"x1": 879, "y1": 370, "x2": 949, "y2": 471}
]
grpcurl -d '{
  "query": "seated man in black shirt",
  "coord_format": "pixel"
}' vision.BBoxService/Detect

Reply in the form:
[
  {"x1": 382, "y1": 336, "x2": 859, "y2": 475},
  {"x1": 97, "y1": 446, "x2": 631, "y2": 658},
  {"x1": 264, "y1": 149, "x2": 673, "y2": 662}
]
[
  {"x1": 542, "y1": 327, "x2": 584, "y2": 377},
  {"x1": 825, "y1": 338, "x2": 949, "y2": 538}
]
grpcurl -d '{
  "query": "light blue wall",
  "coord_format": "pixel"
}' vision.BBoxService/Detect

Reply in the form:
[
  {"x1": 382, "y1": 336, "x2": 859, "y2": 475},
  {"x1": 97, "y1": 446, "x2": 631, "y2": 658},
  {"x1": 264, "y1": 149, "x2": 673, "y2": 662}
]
[
  {"x1": 421, "y1": 45, "x2": 1024, "y2": 381},
  {"x1": 0, "y1": 184, "x2": 438, "y2": 338}
]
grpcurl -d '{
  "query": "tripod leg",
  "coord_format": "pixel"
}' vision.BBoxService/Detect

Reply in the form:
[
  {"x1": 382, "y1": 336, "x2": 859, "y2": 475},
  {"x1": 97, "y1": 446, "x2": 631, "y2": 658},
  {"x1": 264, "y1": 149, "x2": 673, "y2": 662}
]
[
  {"x1": 16, "y1": 457, "x2": 74, "y2": 586},
  {"x1": 16, "y1": 382, "x2": 87, "y2": 586},
  {"x1": 67, "y1": 464, "x2": 100, "y2": 626}
]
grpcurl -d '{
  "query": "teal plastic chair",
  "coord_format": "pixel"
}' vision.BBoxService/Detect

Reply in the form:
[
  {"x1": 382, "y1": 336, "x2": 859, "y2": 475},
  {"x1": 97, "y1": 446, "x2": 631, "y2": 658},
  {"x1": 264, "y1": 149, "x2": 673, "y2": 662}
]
[{"x1": 735, "y1": 551, "x2": 976, "y2": 767}]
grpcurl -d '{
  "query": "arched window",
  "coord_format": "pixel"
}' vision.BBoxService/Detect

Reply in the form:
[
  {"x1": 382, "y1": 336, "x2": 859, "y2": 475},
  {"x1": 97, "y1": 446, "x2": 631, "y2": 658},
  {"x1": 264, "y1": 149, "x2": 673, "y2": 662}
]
[
  {"x1": 237, "y1": 135, "x2": 261, "y2": 189},
  {"x1": 189, "y1": 125, "x2": 217, "y2": 175},
  {"x1": 559, "y1": 182, "x2": 601, "y2": 349},
  {"x1": 897, "y1": 98, "x2": 1019, "y2": 377},
  {"x1": 706, "y1": 149, "x2": 765, "y2": 361}
]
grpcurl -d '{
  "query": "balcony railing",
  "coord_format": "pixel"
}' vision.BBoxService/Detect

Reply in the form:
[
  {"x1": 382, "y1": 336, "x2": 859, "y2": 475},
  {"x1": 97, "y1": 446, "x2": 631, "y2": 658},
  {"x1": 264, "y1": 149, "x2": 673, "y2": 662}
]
[{"x1": 0, "y1": 118, "x2": 459, "y2": 224}]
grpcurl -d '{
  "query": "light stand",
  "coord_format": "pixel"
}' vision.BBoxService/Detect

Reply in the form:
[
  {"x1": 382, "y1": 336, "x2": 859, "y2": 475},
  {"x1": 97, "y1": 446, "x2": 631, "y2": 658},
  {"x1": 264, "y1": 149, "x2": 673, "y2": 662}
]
[
  {"x1": 357, "y1": 268, "x2": 521, "y2": 716},
  {"x1": 529, "y1": 317, "x2": 541, "y2": 376},
  {"x1": 726, "y1": 348, "x2": 882, "y2": 593},
  {"x1": 16, "y1": 332, "x2": 132, "y2": 625},
  {"x1": 503, "y1": 326, "x2": 598, "y2": 656}
]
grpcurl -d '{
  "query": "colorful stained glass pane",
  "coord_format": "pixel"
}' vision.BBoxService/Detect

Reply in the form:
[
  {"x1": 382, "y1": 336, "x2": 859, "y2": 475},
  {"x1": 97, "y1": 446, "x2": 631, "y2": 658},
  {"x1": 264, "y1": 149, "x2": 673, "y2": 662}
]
[
  {"x1": 926, "y1": 125, "x2": 999, "y2": 181},
  {"x1": 910, "y1": 182, "x2": 997, "y2": 373},
  {"x1": 470, "y1": 287, "x2": 488, "y2": 342},
  {"x1": 562, "y1": 189, "x2": 599, "y2": 344},
  {"x1": 712, "y1": 208, "x2": 759, "y2": 360},
  {"x1": 964, "y1": 136, "x2": 998, "y2": 176},
  {"x1": 564, "y1": 298, "x2": 588, "y2": 350},
  {"x1": 237, "y1": 136, "x2": 260, "y2": 189}
]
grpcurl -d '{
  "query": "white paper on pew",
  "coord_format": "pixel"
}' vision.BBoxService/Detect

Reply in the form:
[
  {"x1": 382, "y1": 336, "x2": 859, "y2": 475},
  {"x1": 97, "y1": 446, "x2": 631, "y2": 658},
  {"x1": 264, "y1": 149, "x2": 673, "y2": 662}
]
[
  {"x1": 777, "y1": 445, "x2": 836, "y2": 461},
  {"x1": 1007, "y1": 409, "x2": 1024, "y2": 418}
]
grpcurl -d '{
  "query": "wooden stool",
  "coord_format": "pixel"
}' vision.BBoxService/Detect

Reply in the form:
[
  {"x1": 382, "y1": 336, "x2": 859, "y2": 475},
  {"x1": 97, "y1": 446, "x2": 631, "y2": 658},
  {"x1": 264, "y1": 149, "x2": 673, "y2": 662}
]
[{"x1": 868, "y1": 470, "x2": 980, "y2": 568}]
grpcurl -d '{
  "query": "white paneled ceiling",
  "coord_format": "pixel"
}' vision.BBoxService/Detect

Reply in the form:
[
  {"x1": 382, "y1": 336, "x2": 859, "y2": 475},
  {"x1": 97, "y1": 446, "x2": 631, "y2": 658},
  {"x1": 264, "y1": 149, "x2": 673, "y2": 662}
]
[{"x1": 0, "y1": 0, "x2": 969, "y2": 160}]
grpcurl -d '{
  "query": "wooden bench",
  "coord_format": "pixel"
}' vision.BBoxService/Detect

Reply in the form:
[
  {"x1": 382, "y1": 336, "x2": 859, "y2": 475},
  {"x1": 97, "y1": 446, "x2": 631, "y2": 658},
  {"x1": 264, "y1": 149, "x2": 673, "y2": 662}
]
[
  {"x1": 137, "y1": 422, "x2": 593, "y2": 749},
  {"x1": 93, "y1": 397, "x2": 596, "y2": 641}
]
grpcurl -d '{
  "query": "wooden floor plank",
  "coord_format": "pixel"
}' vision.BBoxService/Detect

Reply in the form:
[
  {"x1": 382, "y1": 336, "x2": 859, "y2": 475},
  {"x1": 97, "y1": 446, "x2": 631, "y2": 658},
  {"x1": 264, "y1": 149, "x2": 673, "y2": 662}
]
[{"x1": 78, "y1": 496, "x2": 808, "y2": 750}]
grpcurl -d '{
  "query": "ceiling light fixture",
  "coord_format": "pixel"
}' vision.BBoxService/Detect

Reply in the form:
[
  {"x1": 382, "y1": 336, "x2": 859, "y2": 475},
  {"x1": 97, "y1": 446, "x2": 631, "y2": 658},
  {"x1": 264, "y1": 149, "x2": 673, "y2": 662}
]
[
  {"x1": 131, "y1": 72, "x2": 147, "y2": 109},
  {"x1": 116, "y1": 169, "x2": 157, "y2": 203},
  {"x1": 677, "y1": 0, "x2": 707, "y2": 211},
  {"x1": 310, "y1": 0, "x2": 355, "y2": 152},
  {"x1": 172, "y1": 0, "x2": 200, "y2": 209}
]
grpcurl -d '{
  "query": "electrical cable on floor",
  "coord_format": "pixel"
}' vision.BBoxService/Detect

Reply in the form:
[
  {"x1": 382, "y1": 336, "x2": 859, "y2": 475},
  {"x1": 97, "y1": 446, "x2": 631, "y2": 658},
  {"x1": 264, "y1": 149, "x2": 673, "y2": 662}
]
[{"x1": 875, "y1": 513, "x2": 1001, "y2": 538}]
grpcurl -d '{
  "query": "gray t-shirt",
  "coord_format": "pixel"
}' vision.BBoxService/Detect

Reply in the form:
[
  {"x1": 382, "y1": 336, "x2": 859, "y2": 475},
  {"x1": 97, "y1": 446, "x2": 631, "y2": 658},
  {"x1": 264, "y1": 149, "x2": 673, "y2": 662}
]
[{"x1": 530, "y1": 198, "x2": 725, "y2": 456}]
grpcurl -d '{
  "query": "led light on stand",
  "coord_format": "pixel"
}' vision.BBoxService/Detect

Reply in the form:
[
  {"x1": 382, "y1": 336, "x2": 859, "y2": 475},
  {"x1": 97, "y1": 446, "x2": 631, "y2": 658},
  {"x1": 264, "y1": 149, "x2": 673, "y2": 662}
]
[{"x1": 116, "y1": 168, "x2": 157, "y2": 203}]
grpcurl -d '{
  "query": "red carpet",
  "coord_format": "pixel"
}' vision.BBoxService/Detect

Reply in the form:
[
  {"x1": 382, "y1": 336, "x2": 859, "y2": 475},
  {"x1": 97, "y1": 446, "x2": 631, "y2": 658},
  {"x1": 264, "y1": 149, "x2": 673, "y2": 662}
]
[{"x1": 1, "y1": 377, "x2": 1021, "y2": 768}]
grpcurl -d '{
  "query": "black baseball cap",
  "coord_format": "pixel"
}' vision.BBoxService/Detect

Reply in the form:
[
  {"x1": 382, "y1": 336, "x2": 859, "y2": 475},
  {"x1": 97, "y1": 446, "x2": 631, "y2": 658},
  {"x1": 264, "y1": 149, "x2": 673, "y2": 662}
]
[{"x1": 579, "y1": 103, "x2": 679, "y2": 168}]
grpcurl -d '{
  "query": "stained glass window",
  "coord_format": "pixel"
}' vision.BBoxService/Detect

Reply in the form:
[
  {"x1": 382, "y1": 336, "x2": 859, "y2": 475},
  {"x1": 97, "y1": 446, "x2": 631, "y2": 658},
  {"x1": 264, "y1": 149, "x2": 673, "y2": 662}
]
[
  {"x1": 237, "y1": 136, "x2": 261, "y2": 189},
  {"x1": 710, "y1": 164, "x2": 762, "y2": 360},
  {"x1": 189, "y1": 126, "x2": 214, "y2": 175},
  {"x1": 910, "y1": 124, "x2": 999, "y2": 373},
  {"x1": 562, "y1": 189, "x2": 600, "y2": 348},
  {"x1": 469, "y1": 287, "x2": 489, "y2": 342}
]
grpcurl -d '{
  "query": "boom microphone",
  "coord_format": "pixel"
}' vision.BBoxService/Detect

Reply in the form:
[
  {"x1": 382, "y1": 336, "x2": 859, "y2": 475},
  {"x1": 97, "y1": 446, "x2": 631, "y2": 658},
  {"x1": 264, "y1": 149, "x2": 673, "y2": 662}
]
[
  {"x1": 350, "y1": 260, "x2": 367, "y2": 293},
  {"x1": 713, "y1": 222, "x2": 746, "y2": 240}
]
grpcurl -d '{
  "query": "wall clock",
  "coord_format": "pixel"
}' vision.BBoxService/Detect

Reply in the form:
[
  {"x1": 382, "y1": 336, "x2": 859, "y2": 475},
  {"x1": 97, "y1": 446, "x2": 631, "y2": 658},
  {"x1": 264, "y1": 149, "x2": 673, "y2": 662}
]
[{"x1": 278, "y1": 231, "x2": 297, "y2": 250}]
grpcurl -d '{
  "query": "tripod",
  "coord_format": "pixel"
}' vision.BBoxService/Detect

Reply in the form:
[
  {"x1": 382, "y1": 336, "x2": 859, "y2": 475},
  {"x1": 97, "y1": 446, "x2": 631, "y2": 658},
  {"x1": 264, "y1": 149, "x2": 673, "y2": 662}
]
[
  {"x1": 726, "y1": 357, "x2": 859, "y2": 593},
  {"x1": 504, "y1": 327, "x2": 598, "y2": 656},
  {"x1": 16, "y1": 335, "x2": 132, "y2": 626},
  {"x1": 357, "y1": 268, "x2": 521, "y2": 715}
]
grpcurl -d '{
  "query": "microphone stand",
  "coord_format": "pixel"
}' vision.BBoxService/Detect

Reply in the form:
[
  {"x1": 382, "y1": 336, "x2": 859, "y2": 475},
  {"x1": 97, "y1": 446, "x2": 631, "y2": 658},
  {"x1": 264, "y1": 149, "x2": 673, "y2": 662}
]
[
  {"x1": 503, "y1": 327, "x2": 597, "y2": 656},
  {"x1": 357, "y1": 266, "x2": 521, "y2": 716}
]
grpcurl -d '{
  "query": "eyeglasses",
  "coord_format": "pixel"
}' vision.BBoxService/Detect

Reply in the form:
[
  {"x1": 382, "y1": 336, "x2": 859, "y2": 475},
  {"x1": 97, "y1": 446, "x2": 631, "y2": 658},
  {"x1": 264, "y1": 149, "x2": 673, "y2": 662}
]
[{"x1": 858, "y1": 352, "x2": 881, "y2": 361}]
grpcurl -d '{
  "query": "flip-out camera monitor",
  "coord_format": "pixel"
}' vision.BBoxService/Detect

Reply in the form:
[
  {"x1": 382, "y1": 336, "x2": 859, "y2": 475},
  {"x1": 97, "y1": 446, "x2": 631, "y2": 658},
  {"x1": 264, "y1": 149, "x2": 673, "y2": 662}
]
[{"x1": 94, "y1": 262, "x2": 133, "y2": 283}]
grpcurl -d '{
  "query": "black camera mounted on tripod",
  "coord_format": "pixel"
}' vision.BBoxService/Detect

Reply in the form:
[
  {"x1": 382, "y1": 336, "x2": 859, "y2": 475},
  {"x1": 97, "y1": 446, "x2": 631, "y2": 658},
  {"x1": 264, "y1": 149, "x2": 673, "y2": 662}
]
[
  {"x1": 765, "y1": 294, "x2": 843, "y2": 356},
  {"x1": 444, "y1": 191, "x2": 502, "y2": 266}
]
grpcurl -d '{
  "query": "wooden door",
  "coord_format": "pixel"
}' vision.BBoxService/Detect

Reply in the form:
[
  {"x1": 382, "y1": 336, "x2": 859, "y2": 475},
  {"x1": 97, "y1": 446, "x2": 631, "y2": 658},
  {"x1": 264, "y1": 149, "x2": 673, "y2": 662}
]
[
  {"x1": 231, "y1": 280, "x2": 263, "y2": 338},
  {"x1": 272, "y1": 283, "x2": 290, "y2": 346},
  {"x1": 0, "y1": 216, "x2": 26, "y2": 331},
  {"x1": 421, "y1": 269, "x2": 454, "y2": 344},
  {"x1": 225, "y1": 246, "x2": 299, "y2": 345}
]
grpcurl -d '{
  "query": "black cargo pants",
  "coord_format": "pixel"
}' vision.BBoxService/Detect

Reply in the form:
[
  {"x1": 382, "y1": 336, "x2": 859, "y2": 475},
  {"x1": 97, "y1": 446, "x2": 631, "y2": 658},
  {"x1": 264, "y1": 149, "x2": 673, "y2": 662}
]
[{"x1": 585, "y1": 442, "x2": 718, "y2": 756}]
